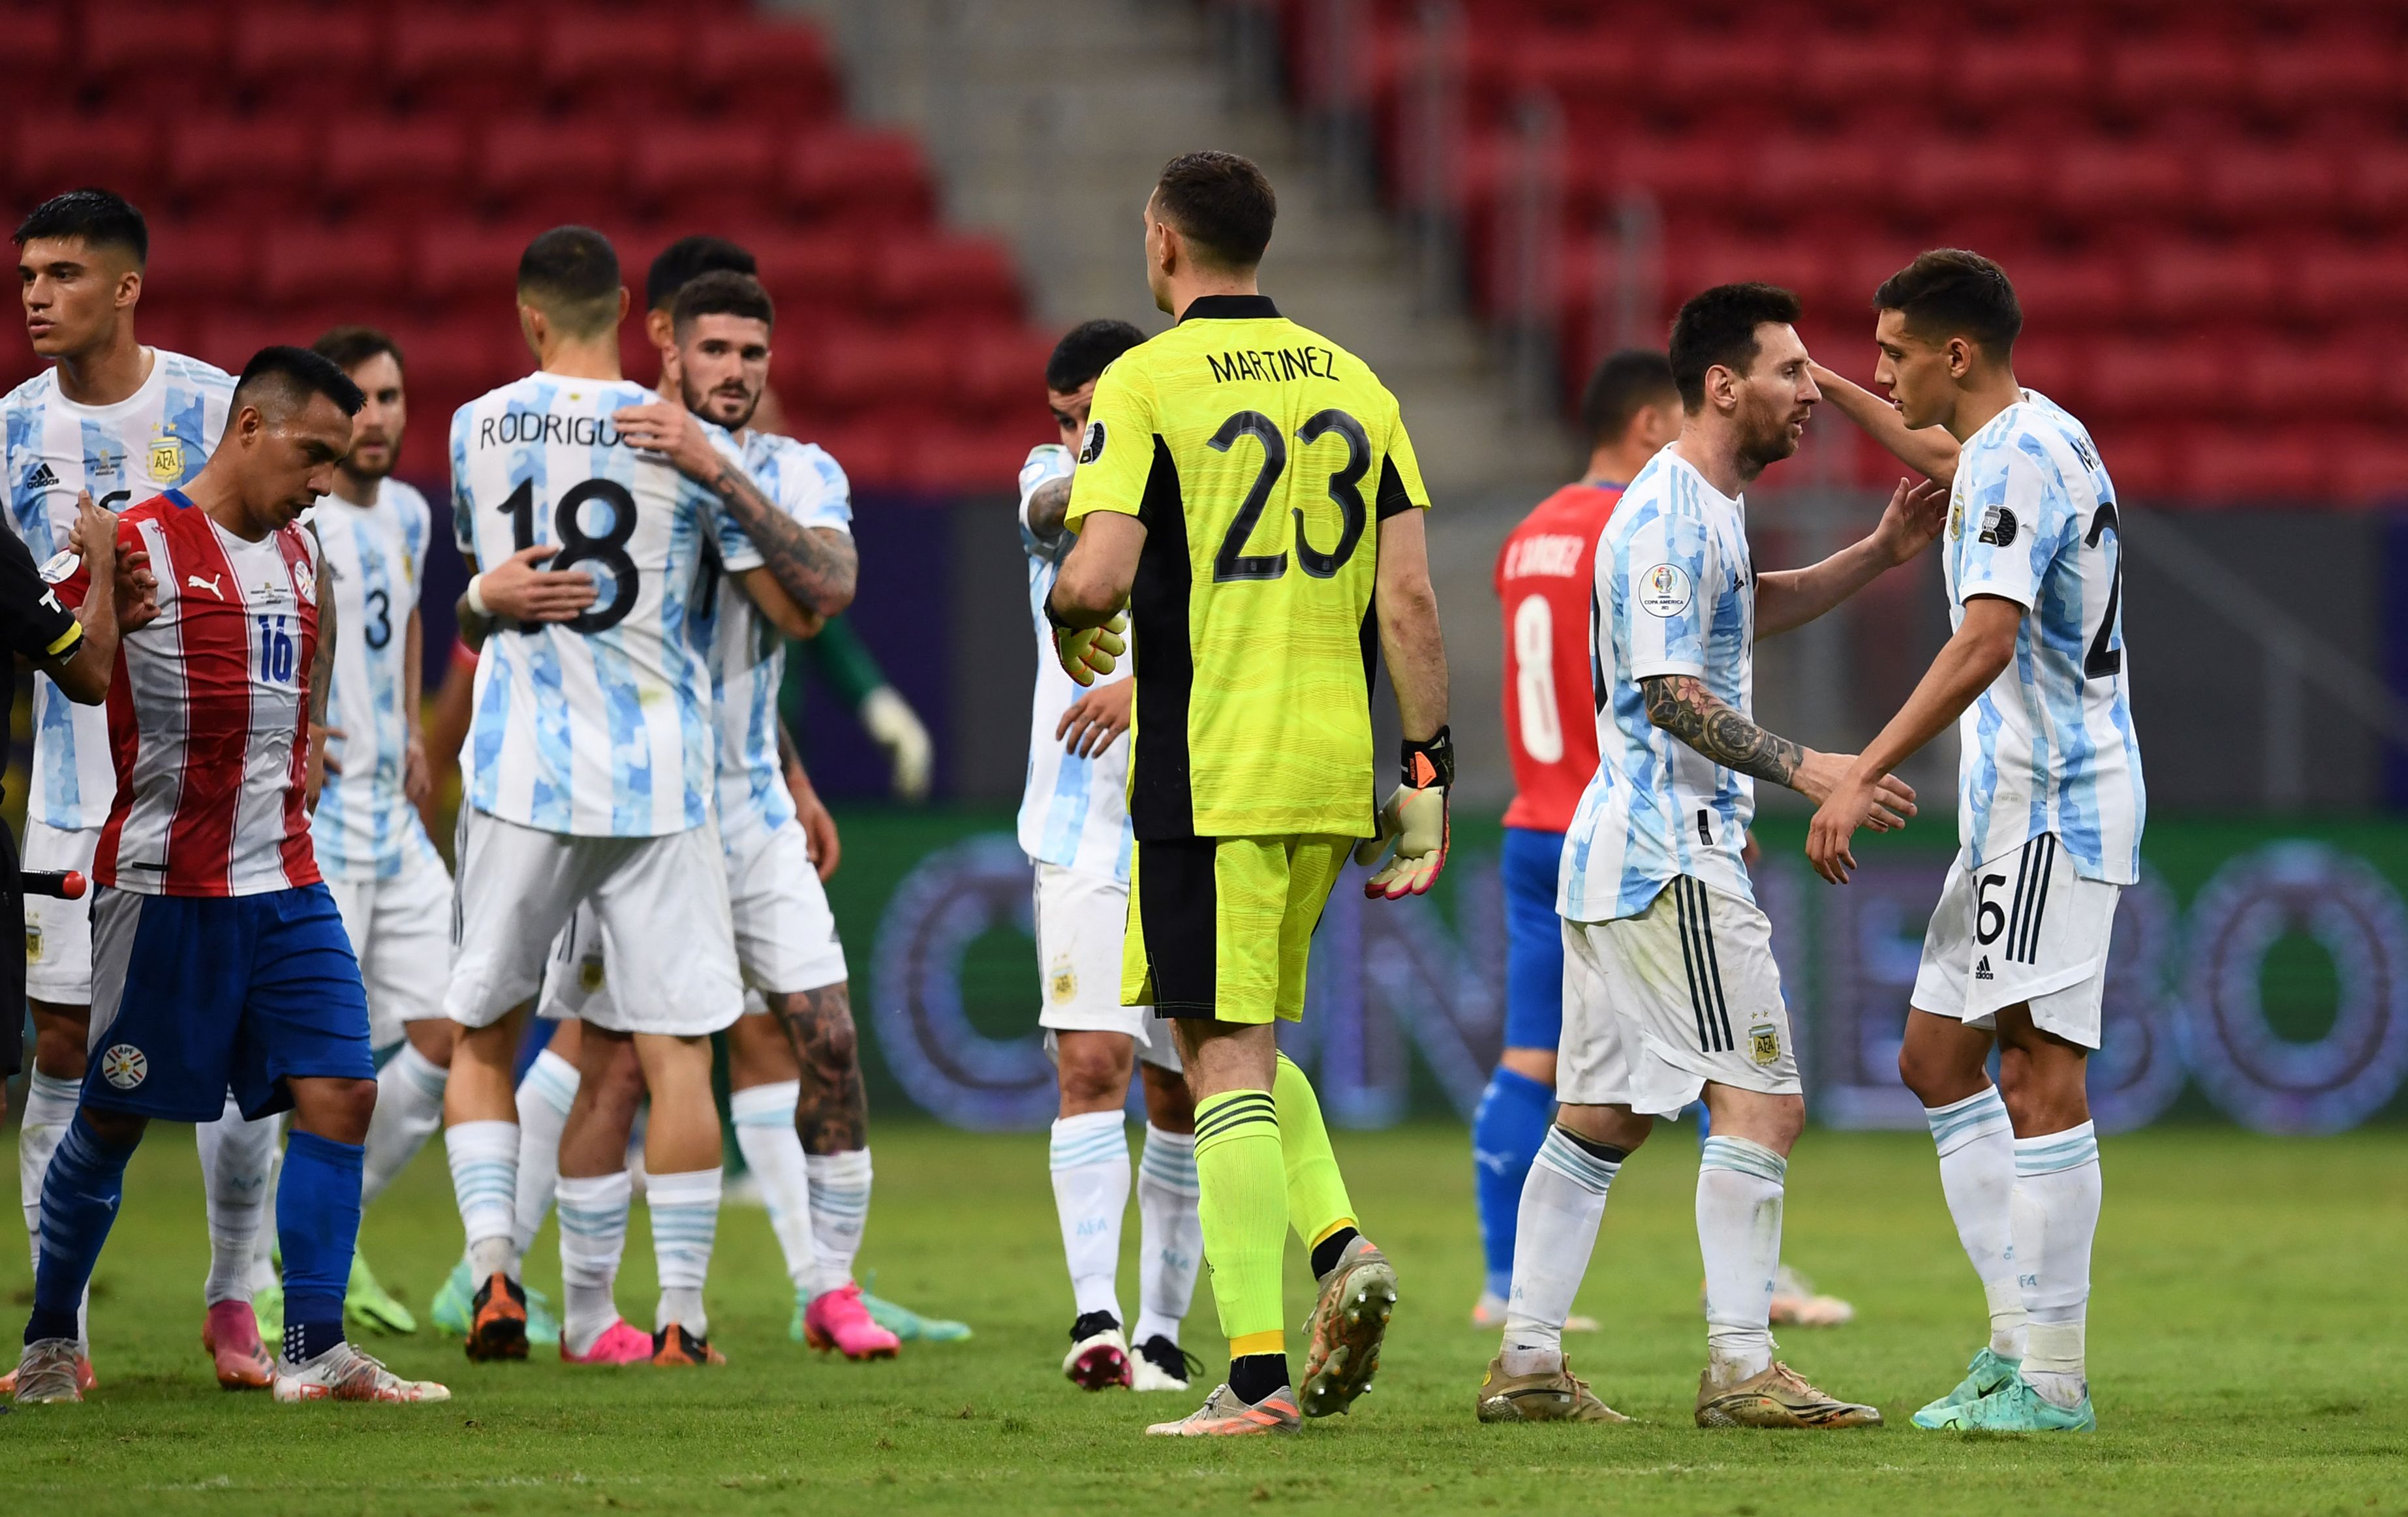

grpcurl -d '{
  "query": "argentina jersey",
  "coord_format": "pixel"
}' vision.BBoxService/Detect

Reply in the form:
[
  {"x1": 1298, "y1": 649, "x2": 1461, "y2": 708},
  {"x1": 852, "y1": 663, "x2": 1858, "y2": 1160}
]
[
  {"x1": 1946, "y1": 390, "x2": 2144, "y2": 884},
  {"x1": 3, "y1": 349, "x2": 232, "y2": 830},
  {"x1": 307, "y1": 479, "x2": 444, "y2": 880},
  {"x1": 450, "y1": 372, "x2": 761, "y2": 837},
  {"x1": 697, "y1": 429, "x2": 852, "y2": 840},
  {"x1": 1017, "y1": 444, "x2": 1132, "y2": 881},
  {"x1": 1560, "y1": 446, "x2": 1756, "y2": 922}
]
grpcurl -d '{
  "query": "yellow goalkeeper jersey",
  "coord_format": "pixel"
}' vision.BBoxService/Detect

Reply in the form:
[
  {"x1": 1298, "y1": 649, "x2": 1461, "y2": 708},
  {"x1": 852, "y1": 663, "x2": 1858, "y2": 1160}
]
[{"x1": 1065, "y1": 294, "x2": 1430, "y2": 842}]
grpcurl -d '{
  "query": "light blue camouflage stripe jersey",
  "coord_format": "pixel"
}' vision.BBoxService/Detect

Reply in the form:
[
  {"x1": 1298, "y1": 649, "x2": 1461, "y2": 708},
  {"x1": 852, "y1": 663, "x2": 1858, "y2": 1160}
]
[
  {"x1": 1560, "y1": 446, "x2": 1756, "y2": 922},
  {"x1": 450, "y1": 373, "x2": 761, "y2": 838},
  {"x1": 1946, "y1": 390, "x2": 2144, "y2": 884},
  {"x1": 689, "y1": 429, "x2": 852, "y2": 842},
  {"x1": 307, "y1": 479, "x2": 444, "y2": 880},
  {"x1": 3, "y1": 352, "x2": 233, "y2": 829},
  {"x1": 1015, "y1": 444, "x2": 1134, "y2": 883}
]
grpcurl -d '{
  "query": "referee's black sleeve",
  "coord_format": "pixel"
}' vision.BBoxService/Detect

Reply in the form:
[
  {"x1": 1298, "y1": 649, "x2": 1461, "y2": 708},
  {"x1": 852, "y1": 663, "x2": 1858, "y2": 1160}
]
[{"x1": 0, "y1": 528, "x2": 81, "y2": 664}]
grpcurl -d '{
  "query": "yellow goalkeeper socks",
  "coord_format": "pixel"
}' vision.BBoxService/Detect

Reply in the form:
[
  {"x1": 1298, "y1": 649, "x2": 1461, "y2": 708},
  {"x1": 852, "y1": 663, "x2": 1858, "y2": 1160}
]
[
  {"x1": 1273, "y1": 1052, "x2": 1359, "y2": 1261},
  {"x1": 1192, "y1": 1088, "x2": 1288, "y2": 1364}
]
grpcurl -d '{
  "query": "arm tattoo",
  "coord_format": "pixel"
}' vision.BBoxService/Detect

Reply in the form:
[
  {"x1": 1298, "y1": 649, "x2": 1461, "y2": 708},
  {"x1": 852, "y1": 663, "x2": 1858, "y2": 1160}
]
[
  {"x1": 454, "y1": 592, "x2": 493, "y2": 653},
  {"x1": 1640, "y1": 674, "x2": 1804, "y2": 788},
  {"x1": 309, "y1": 553, "x2": 336, "y2": 725},
  {"x1": 710, "y1": 463, "x2": 858, "y2": 617},
  {"x1": 773, "y1": 983, "x2": 868, "y2": 1153},
  {"x1": 1025, "y1": 476, "x2": 1073, "y2": 540}
]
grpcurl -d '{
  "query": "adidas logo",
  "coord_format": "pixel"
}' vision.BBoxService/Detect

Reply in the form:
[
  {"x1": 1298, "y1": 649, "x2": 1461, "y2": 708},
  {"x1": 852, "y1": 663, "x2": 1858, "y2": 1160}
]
[
  {"x1": 1974, "y1": 956, "x2": 1994, "y2": 981},
  {"x1": 25, "y1": 462, "x2": 57, "y2": 489}
]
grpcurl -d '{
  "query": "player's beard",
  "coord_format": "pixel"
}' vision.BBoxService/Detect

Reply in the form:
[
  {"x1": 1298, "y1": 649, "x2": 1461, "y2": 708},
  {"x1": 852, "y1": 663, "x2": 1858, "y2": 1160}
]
[
  {"x1": 1736, "y1": 397, "x2": 1806, "y2": 479},
  {"x1": 681, "y1": 375, "x2": 759, "y2": 434}
]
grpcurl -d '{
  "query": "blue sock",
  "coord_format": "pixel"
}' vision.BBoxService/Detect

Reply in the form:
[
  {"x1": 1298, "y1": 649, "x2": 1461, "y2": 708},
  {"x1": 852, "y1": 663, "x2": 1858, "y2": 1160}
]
[
  {"x1": 1471, "y1": 1065, "x2": 1554, "y2": 1301},
  {"x1": 277, "y1": 1129, "x2": 364, "y2": 1363},
  {"x1": 26, "y1": 1112, "x2": 138, "y2": 1344}
]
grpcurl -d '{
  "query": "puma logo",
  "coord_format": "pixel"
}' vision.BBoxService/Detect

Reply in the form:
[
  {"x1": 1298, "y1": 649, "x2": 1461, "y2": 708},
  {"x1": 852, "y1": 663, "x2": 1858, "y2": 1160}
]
[{"x1": 187, "y1": 573, "x2": 224, "y2": 600}]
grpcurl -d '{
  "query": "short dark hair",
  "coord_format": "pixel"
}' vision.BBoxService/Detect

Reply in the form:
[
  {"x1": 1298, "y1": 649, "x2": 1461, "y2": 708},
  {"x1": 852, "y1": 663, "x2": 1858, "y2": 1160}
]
[
  {"x1": 646, "y1": 235, "x2": 756, "y2": 313},
  {"x1": 1045, "y1": 320, "x2": 1147, "y2": 393},
  {"x1": 13, "y1": 188, "x2": 148, "y2": 266},
  {"x1": 1154, "y1": 151, "x2": 1276, "y2": 271},
  {"x1": 517, "y1": 226, "x2": 622, "y2": 339},
  {"x1": 233, "y1": 345, "x2": 365, "y2": 419},
  {"x1": 1669, "y1": 283, "x2": 1803, "y2": 410},
  {"x1": 1579, "y1": 348, "x2": 1678, "y2": 446},
  {"x1": 1874, "y1": 248, "x2": 2022, "y2": 356},
  {"x1": 312, "y1": 325, "x2": 403, "y2": 377},
  {"x1": 671, "y1": 269, "x2": 775, "y2": 334}
]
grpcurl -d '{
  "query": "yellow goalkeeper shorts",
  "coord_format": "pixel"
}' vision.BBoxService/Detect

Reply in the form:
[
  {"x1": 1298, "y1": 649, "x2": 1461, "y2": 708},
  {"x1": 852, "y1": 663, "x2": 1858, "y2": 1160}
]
[{"x1": 1122, "y1": 833, "x2": 1351, "y2": 1025}]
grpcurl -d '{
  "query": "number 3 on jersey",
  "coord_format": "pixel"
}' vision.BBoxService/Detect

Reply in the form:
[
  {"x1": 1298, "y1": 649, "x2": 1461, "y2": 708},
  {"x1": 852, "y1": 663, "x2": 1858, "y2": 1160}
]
[{"x1": 499, "y1": 476, "x2": 640, "y2": 632}]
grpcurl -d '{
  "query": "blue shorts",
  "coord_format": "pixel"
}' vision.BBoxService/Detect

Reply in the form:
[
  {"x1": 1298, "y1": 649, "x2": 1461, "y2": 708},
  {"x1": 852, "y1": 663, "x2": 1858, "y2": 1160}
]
[
  {"x1": 1502, "y1": 827, "x2": 1567, "y2": 1052},
  {"x1": 83, "y1": 883, "x2": 374, "y2": 1123}
]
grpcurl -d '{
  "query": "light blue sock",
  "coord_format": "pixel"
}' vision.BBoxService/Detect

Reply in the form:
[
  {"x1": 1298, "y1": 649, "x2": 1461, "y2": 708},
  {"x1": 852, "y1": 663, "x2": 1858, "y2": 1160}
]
[{"x1": 1472, "y1": 1065, "x2": 1554, "y2": 1301}]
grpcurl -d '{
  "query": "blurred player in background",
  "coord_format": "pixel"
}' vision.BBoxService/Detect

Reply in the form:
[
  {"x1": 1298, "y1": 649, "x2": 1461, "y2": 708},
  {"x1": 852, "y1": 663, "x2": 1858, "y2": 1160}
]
[
  {"x1": 1809, "y1": 251, "x2": 2140, "y2": 1434},
  {"x1": 1020, "y1": 318, "x2": 1203, "y2": 1395},
  {"x1": 1481, "y1": 284, "x2": 1936, "y2": 1430},
  {"x1": 1049, "y1": 152, "x2": 1447, "y2": 1437},
  {"x1": 2, "y1": 188, "x2": 283, "y2": 1395},
  {"x1": 437, "y1": 228, "x2": 769, "y2": 1365},
  {"x1": 16, "y1": 347, "x2": 445, "y2": 1405},
  {"x1": 1472, "y1": 349, "x2": 1678, "y2": 1332}
]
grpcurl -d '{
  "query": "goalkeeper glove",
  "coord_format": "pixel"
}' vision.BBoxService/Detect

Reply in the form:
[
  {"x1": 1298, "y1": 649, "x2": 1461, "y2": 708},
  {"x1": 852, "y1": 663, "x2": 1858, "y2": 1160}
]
[
  {"x1": 1048, "y1": 605, "x2": 1127, "y2": 687},
  {"x1": 1355, "y1": 727, "x2": 1453, "y2": 899}
]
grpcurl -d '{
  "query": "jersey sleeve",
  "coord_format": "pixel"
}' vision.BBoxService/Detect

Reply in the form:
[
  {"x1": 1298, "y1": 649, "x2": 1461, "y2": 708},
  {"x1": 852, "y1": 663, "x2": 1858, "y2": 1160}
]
[
  {"x1": 1063, "y1": 362, "x2": 1152, "y2": 530},
  {"x1": 794, "y1": 444, "x2": 853, "y2": 536},
  {"x1": 0, "y1": 527, "x2": 82, "y2": 662},
  {"x1": 1018, "y1": 443, "x2": 1075, "y2": 559},
  {"x1": 1374, "y1": 403, "x2": 1430, "y2": 520},
  {"x1": 402, "y1": 485, "x2": 433, "y2": 597},
  {"x1": 1954, "y1": 435, "x2": 2062, "y2": 611},
  {"x1": 1619, "y1": 501, "x2": 1714, "y2": 681},
  {"x1": 449, "y1": 406, "x2": 478, "y2": 562}
]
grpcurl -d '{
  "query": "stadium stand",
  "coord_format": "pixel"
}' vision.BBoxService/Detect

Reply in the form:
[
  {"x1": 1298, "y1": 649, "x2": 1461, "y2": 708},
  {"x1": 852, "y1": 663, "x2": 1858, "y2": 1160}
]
[
  {"x1": 0, "y1": 1, "x2": 1054, "y2": 493},
  {"x1": 1264, "y1": 0, "x2": 2408, "y2": 504}
]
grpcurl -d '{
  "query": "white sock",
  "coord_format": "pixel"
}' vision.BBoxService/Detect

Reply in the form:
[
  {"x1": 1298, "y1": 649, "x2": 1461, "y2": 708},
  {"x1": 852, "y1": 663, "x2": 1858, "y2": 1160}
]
[
  {"x1": 1134, "y1": 1124, "x2": 1201, "y2": 1347},
  {"x1": 446, "y1": 1119, "x2": 521, "y2": 1279},
  {"x1": 555, "y1": 1171, "x2": 632, "y2": 1357},
  {"x1": 2013, "y1": 1121, "x2": 2101, "y2": 1407},
  {"x1": 647, "y1": 1167, "x2": 722, "y2": 1337},
  {"x1": 512, "y1": 1049, "x2": 579, "y2": 1257},
  {"x1": 18, "y1": 1070, "x2": 86, "y2": 1348},
  {"x1": 1697, "y1": 1134, "x2": 1786, "y2": 1385},
  {"x1": 1049, "y1": 1112, "x2": 1130, "y2": 1323},
  {"x1": 362, "y1": 1043, "x2": 450, "y2": 1208},
  {"x1": 730, "y1": 1082, "x2": 827, "y2": 1296},
  {"x1": 1500, "y1": 1126, "x2": 1623, "y2": 1375},
  {"x1": 250, "y1": 1126, "x2": 286, "y2": 1294},
  {"x1": 805, "y1": 1150, "x2": 871, "y2": 1287},
  {"x1": 1924, "y1": 1086, "x2": 2025, "y2": 1357},
  {"x1": 198, "y1": 1097, "x2": 277, "y2": 1306}
]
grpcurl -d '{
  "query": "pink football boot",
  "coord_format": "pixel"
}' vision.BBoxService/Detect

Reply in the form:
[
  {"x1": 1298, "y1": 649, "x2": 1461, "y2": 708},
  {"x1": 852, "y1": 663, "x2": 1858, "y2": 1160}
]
[
  {"x1": 561, "y1": 1318, "x2": 656, "y2": 1366},
  {"x1": 803, "y1": 1282, "x2": 901, "y2": 1361}
]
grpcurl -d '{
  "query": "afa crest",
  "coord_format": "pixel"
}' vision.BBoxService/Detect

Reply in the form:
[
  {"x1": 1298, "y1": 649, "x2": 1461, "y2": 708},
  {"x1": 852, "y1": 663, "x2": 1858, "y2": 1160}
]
[
  {"x1": 1047, "y1": 959, "x2": 1078, "y2": 1004},
  {"x1": 579, "y1": 955, "x2": 608, "y2": 993},
  {"x1": 147, "y1": 437, "x2": 187, "y2": 483},
  {"x1": 1748, "y1": 1022, "x2": 1781, "y2": 1067}
]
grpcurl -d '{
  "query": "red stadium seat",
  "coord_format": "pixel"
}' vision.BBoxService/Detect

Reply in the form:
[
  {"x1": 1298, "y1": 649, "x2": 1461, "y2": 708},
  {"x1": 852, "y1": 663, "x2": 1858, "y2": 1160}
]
[
  {"x1": 2186, "y1": 433, "x2": 2332, "y2": 504},
  {"x1": 953, "y1": 328, "x2": 1058, "y2": 416},
  {"x1": 867, "y1": 236, "x2": 1022, "y2": 320},
  {"x1": 2343, "y1": 145, "x2": 2408, "y2": 225},
  {"x1": 1749, "y1": 134, "x2": 1891, "y2": 219},
  {"x1": 322, "y1": 117, "x2": 471, "y2": 216},
  {"x1": 2200, "y1": 144, "x2": 2342, "y2": 224},
  {"x1": 141, "y1": 221, "x2": 254, "y2": 305},
  {"x1": 414, "y1": 224, "x2": 540, "y2": 304},
  {"x1": 737, "y1": 230, "x2": 871, "y2": 311},
  {"x1": 261, "y1": 224, "x2": 407, "y2": 306},
  {"x1": 230, "y1": 7, "x2": 380, "y2": 102},
  {"x1": 1674, "y1": 235, "x2": 1837, "y2": 311},
  {"x1": 80, "y1": 3, "x2": 228, "y2": 87},
  {"x1": 2000, "y1": 251, "x2": 2125, "y2": 324},
  {"x1": 2131, "y1": 242, "x2": 2276, "y2": 323},
  {"x1": 628, "y1": 123, "x2": 781, "y2": 222},
  {"x1": 2241, "y1": 339, "x2": 2383, "y2": 420},
  {"x1": 798, "y1": 324, "x2": 953, "y2": 414},
  {"x1": 1955, "y1": 31, "x2": 2094, "y2": 110},
  {"x1": 2008, "y1": 335, "x2": 2090, "y2": 414},
  {"x1": 2291, "y1": 243, "x2": 2408, "y2": 322},
  {"x1": 479, "y1": 119, "x2": 625, "y2": 218},
  {"x1": 1579, "y1": 134, "x2": 1750, "y2": 213},
  {"x1": 783, "y1": 130, "x2": 935, "y2": 225},
  {"x1": 165, "y1": 115, "x2": 319, "y2": 213},
  {"x1": 1795, "y1": 30, "x2": 1942, "y2": 106},
  {"x1": 1898, "y1": 138, "x2": 2046, "y2": 217},
  {"x1": 2334, "y1": 435, "x2": 2408, "y2": 506},
  {"x1": 390, "y1": 12, "x2": 534, "y2": 112},
  {"x1": 805, "y1": 416, "x2": 910, "y2": 488},
  {"x1": 689, "y1": 18, "x2": 841, "y2": 123},
  {"x1": 2088, "y1": 427, "x2": 2177, "y2": 502},
  {"x1": 13, "y1": 116, "x2": 161, "y2": 204},
  {"x1": 903, "y1": 424, "x2": 1047, "y2": 493},
  {"x1": 1654, "y1": 30, "x2": 1790, "y2": 104},
  {"x1": 1502, "y1": 30, "x2": 1643, "y2": 98},
  {"x1": 194, "y1": 313, "x2": 313, "y2": 376},
  {"x1": 2052, "y1": 142, "x2": 2194, "y2": 221},
  {"x1": 2090, "y1": 337, "x2": 2225, "y2": 418},
  {"x1": 0, "y1": 11, "x2": 72, "y2": 109},
  {"x1": 540, "y1": 12, "x2": 687, "y2": 109},
  {"x1": 2105, "y1": 37, "x2": 2244, "y2": 112},
  {"x1": 2249, "y1": 36, "x2": 2401, "y2": 112}
]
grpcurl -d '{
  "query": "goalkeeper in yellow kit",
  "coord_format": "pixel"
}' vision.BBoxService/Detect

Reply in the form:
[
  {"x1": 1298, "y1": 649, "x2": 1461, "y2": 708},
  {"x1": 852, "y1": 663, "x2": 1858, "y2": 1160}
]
[{"x1": 1047, "y1": 150, "x2": 1451, "y2": 1437}]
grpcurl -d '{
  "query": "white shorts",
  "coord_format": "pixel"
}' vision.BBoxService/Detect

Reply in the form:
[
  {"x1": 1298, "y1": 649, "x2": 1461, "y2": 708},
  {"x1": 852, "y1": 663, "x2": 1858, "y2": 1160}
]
[
  {"x1": 1034, "y1": 860, "x2": 1179, "y2": 1074},
  {"x1": 325, "y1": 847, "x2": 455, "y2": 1050},
  {"x1": 1912, "y1": 834, "x2": 2119, "y2": 1050},
  {"x1": 1560, "y1": 876, "x2": 1800, "y2": 1116},
  {"x1": 448, "y1": 808, "x2": 741, "y2": 1037},
  {"x1": 23, "y1": 820, "x2": 99, "y2": 1003}
]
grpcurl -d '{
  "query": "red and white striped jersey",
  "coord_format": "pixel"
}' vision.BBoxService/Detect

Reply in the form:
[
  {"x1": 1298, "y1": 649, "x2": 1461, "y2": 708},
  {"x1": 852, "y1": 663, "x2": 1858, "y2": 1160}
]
[
  {"x1": 1496, "y1": 481, "x2": 1625, "y2": 835},
  {"x1": 52, "y1": 491, "x2": 323, "y2": 896}
]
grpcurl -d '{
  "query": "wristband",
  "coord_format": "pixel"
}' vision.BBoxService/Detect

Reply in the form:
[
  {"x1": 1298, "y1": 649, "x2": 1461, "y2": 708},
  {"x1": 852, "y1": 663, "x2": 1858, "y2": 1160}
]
[
  {"x1": 465, "y1": 573, "x2": 489, "y2": 617},
  {"x1": 1400, "y1": 726, "x2": 1454, "y2": 790}
]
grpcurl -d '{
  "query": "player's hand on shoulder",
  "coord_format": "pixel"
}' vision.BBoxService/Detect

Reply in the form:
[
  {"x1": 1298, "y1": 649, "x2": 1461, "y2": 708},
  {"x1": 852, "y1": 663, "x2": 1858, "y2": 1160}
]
[
  {"x1": 482, "y1": 544, "x2": 600, "y2": 623},
  {"x1": 1872, "y1": 476, "x2": 1950, "y2": 566},
  {"x1": 613, "y1": 399, "x2": 722, "y2": 483},
  {"x1": 1056, "y1": 677, "x2": 1132, "y2": 758}
]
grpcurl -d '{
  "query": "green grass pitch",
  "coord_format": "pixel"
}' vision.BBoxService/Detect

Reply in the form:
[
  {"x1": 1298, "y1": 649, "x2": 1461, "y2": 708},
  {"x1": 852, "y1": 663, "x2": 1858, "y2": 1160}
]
[{"x1": 3, "y1": 1122, "x2": 2403, "y2": 1516}]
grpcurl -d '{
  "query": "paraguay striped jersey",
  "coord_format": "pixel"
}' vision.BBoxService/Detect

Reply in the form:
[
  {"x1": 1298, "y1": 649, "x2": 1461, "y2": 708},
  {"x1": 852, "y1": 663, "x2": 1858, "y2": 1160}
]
[
  {"x1": 50, "y1": 493, "x2": 322, "y2": 896},
  {"x1": 1560, "y1": 445, "x2": 1756, "y2": 922},
  {"x1": 1017, "y1": 443, "x2": 1132, "y2": 881},
  {"x1": 306, "y1": 479, "x2": 443, "y2": 880},
  {"x1": 695, "y1": 429, "x2": 852, "y2": 840},
  {"x1": 450, "y1": 372, "x2": 762, "y2": 837},
  {"x1": 3, "y1": 350, "x2": 233, "y2": 831},
  {"x1": 1946, "y1": 390, "x2": 2144, "y2": 883}
]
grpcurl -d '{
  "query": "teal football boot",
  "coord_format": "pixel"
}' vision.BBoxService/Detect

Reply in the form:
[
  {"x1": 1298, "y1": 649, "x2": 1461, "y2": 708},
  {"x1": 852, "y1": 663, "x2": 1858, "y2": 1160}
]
[
  {"x1": 1922, "y1": 1373, "x2": 2095, "y2": 1433},
  {"x1": 1911, "y1": 1345, "x2": 2022, "y2": 1428}
]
